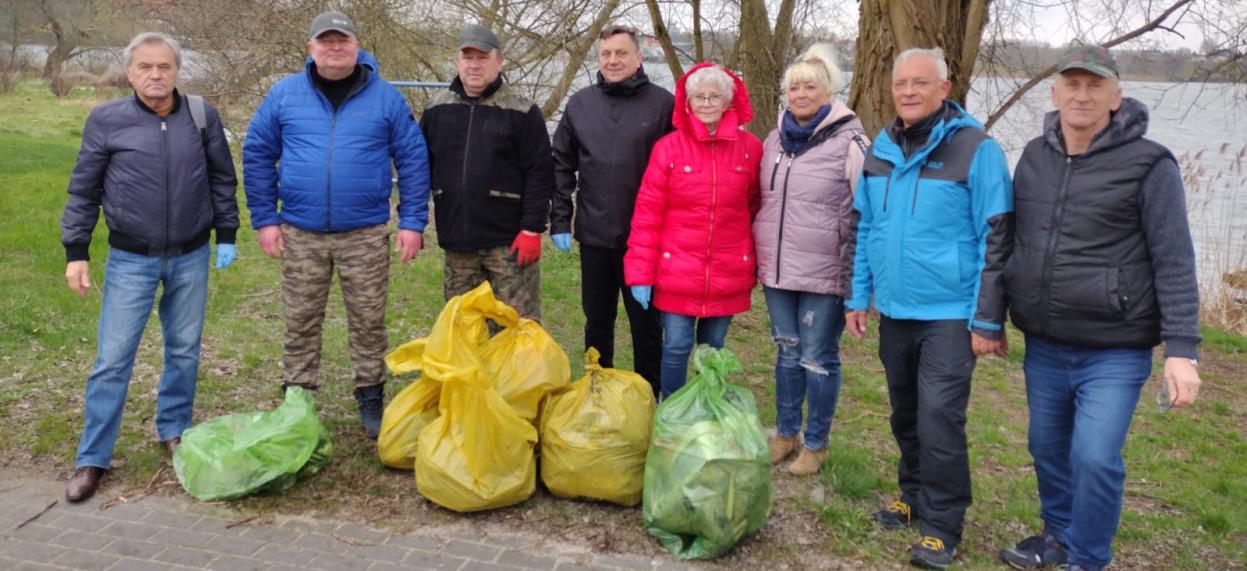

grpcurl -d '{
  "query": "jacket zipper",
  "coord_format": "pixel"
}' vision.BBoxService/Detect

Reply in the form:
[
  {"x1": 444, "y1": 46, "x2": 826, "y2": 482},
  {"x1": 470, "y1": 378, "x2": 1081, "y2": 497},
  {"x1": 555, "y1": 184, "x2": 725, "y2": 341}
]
[
  {"x1": 325, "y1": 114, "x2": 335, "y2": 231},
  {"x1": 774, "y1": 154, "x2": 794, "y2": 284},
  {"x1": 882, "y1": 176, "x2": 892, "y2": 212},
  {"x1": 461, "y1": 104, "x2": 476, "y2": 247},
  {"x1": 703, "y1": 138, "x2": 718, "y2": 314},
  {"x1": 315, "y1": 74, "x2": 370, "y2": 231},
  {"x1": 161, "y1": 119, "x2": 170, "y2": 253},
  {"x1": 1038, "y1": 156, "x2": 1074, "y2": 336}
]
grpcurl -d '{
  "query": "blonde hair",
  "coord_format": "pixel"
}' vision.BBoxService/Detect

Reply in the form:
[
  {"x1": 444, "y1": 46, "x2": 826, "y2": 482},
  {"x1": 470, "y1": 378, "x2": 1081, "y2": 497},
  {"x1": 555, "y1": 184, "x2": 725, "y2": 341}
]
[{"x1": 782, "y1": 43, "x2": 844, "y2": 94}]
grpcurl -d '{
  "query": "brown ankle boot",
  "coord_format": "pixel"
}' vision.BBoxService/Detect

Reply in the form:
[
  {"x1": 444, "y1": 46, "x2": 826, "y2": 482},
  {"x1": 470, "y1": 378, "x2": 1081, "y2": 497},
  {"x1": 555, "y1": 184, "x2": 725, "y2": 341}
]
[
  {"x1": 787, "y1": 446, "x2": 828, "y2": 476},
  {"x1": 65, "y1": 466, "x2": 105, "y2": 502},
  {"x1": 770, "y1": 435, "x2": 798, "y2": 464}
]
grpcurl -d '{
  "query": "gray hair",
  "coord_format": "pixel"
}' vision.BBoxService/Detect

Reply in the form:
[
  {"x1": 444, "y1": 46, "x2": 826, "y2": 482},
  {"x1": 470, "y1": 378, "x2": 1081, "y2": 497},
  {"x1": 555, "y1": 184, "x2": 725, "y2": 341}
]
[
  {"x1": 123, "y1": 32, "x2": 183, "y2": 69},
  {"x1": 894, "y1": 47, "x2": 947, "y2": 81},
  {"x1": 598, "y1": 24, "x2": 641, "y2": 53},
  {"x1": 684, "y1": 65, "x2": 734, "y2": 104}
]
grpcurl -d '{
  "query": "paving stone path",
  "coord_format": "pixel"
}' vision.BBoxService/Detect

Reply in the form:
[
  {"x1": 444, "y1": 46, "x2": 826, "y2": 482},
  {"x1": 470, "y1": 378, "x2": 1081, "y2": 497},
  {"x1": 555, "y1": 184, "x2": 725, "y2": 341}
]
[{"x1": 0, "y1": 471, "x2": 692, "y2": 571}]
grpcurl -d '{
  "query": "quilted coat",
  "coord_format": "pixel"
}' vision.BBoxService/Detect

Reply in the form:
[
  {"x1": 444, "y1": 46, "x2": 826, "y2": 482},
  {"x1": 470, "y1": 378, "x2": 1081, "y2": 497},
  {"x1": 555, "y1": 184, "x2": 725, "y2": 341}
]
[{"x1": 623, "y1": 62, "x2": 762, "y2": 317}]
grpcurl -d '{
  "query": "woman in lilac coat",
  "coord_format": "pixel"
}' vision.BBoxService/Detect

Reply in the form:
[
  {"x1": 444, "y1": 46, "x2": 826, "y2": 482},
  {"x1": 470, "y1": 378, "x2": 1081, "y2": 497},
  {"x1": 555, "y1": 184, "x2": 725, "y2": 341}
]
[{"x1": 754, "y1": 44, "x2": 869, "y2": 476}]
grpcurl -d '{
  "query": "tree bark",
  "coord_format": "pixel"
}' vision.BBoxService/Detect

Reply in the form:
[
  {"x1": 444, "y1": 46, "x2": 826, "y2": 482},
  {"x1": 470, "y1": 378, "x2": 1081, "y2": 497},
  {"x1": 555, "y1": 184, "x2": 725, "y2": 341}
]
[
  {"x1": 643, "y1": 0, "x2": 683, "y2": 81},
  {"x1": 539, "y1": 0, "x2": 620, "y2": 117},
  {"x1": 849, "y1": 0, "x2": 993, "y2": 136}
]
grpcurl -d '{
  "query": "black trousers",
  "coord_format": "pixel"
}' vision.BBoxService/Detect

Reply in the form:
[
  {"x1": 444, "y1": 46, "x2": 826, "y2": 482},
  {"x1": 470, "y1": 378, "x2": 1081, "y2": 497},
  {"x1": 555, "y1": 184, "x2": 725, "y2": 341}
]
[
  {"x1": 580, "y1": 244, "x2": 661, "y2": 395},
  {"x1": 878, "y1": 316, "x2": 977, "y2": 547}
]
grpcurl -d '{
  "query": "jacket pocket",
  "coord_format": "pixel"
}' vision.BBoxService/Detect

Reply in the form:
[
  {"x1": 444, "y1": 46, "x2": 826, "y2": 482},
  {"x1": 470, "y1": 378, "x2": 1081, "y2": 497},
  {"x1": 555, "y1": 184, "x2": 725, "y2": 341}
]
[{"x1": 1049, "y1": 264, "x2": 1123, "y2": 321}]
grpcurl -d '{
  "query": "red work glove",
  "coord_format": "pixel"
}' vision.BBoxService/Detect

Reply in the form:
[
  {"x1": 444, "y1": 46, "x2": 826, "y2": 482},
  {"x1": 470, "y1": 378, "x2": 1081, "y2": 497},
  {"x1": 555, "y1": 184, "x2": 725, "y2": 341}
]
[{"x1": 509, "y1": 230, "x2": 541, "y2": 267}]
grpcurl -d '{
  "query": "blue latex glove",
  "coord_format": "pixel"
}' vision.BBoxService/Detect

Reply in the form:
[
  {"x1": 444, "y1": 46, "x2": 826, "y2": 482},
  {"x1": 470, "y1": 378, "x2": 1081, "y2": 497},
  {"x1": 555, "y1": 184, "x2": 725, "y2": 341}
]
[
  {"x1": 552, "y1": 233, "x2": 573, "y2": 253},
  {"x1": 630, "y1": 285, "x2": 652, "y2": 310},
  {"x1": 214, "y1": 243, "x2": 236, "y2": 269}
]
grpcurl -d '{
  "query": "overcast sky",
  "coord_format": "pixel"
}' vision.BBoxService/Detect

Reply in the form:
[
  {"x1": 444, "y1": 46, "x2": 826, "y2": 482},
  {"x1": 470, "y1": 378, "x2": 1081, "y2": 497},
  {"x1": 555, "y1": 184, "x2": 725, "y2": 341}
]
[{"x1": 823, "y1": 1, "x2": 1234, "y2": 52}]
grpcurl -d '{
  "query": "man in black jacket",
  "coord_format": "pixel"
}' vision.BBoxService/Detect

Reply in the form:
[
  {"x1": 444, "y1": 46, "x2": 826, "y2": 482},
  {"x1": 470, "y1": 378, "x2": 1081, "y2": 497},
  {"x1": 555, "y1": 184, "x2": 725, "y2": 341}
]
[
  {"x1": 551, "y1": 25, "x2": 673, "y2": 392},
  {"x1": 60, "y1": 32, "x2": 239, "y2": 502},
  {"x1": 421, "y1": 24, "x2": 555, "y2": 319},
  {"x1": 999, "y1": 45, "x2": 1201, "y2": 571}
]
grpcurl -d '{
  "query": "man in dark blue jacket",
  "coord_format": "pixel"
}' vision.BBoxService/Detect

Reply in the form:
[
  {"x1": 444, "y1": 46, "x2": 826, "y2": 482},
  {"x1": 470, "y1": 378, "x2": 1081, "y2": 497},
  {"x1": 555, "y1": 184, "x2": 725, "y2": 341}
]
[
  {"x1": 999, "y1": 45, "x2": 1201, "y2": 571},
  {"x1": 243, "y1": 11, "x2": 430, "y2": 439},
  {"x1": 60, "y1": 32, "x2": 239, "y2": 502},
  {"x1": 845, "y1": 47, "x2": 1013, "y2": 569},
  {"x1": 551, "y1": 24, "x2": 672, "y2": 393}
]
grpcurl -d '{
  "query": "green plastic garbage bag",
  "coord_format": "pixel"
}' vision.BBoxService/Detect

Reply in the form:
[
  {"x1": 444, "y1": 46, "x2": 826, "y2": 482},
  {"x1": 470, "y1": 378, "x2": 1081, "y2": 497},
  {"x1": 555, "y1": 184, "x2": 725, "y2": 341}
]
[
  {"x1": 642, "y1": 346, "x2": 772, "y2": 560},
  {"x1": 173, "y1": 387, "x2": 332, "y2": 501}
]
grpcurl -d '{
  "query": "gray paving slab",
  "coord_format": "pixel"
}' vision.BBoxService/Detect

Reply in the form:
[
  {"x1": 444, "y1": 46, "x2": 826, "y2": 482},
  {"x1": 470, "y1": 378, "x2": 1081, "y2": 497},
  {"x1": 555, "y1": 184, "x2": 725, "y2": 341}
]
[{"x1": 0, "y1": 469, "x2": 681, "y2": 571}]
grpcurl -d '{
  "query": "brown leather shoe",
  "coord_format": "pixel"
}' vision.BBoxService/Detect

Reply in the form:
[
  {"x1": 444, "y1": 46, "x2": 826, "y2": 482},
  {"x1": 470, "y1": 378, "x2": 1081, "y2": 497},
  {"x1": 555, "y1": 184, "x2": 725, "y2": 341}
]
[
  {"x1": 161, "y1": 437, "x2": 181, "y2": 456},
  {"x1": 65, "y1": 466, "x2": 105, "y2": 502},
  {"x1": 787, "y1": 446, "x2": 828, "y2": 476},
  {"x1": 770, "y1": 435, "x2": 798, "y2": 465}
]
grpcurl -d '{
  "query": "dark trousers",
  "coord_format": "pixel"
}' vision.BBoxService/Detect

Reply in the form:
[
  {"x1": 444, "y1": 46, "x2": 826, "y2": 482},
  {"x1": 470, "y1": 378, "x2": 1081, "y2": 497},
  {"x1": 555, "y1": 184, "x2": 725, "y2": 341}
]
[
  {"x1": 580, "y1": 244, "x2": 661, "y2": 394},
  {"x1": 878, "y1": 317, "x2": 976, "y2": 547}
]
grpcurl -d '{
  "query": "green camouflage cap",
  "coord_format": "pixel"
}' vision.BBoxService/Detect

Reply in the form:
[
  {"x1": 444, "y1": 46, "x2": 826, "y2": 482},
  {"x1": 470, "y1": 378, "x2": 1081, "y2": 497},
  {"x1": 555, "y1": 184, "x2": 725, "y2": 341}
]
[{"x1": 1057, "y1": 44, "x2": 1118, "y2": 78}]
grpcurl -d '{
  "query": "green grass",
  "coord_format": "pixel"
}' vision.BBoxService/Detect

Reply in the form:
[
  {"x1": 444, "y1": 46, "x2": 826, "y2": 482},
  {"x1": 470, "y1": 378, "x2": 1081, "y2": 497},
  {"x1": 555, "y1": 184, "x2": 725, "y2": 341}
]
[{"x1": 2, "y1": 79, "x2": 1246, "y2": 569}]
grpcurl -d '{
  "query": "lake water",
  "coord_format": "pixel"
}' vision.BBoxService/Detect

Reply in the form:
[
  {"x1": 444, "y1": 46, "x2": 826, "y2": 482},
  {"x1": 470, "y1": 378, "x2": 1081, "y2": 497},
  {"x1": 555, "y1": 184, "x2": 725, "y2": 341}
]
[{"x1": 641, "y1": 67, "x2": 1246, "y2": 293}]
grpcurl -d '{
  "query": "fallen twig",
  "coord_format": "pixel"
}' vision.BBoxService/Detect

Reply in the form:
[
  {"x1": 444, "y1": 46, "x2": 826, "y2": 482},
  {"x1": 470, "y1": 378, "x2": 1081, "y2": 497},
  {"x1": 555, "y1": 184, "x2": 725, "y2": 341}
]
[
  {"x1": 225, "y1": 515, "x2": 260, "y2": 529},
  {"x1": 14, "y1": 499, "x2": 57, "y2": 529},
  {"x1": 100, "y1": 465, "x2": 171, "y2": 511},
  {"x1": 331, "y1": 532, "x2": 375, "y2": 547}
]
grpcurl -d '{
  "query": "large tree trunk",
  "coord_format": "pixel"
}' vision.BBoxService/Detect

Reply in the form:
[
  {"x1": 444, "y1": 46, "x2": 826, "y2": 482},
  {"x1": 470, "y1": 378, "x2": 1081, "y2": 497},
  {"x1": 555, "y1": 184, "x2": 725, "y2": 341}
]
[
  {"x1": 735, "y1": 0, "x2": 795, "y2": 138},
  {"x1": 849, "y1": 0, "x2": 993, "y2": 136}
]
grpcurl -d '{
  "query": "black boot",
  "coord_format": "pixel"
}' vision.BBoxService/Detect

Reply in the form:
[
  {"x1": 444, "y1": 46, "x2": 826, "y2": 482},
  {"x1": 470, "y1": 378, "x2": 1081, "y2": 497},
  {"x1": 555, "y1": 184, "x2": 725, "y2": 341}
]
[{"x1": 354, "y1": 384, "x2": 384, "y2": 440}]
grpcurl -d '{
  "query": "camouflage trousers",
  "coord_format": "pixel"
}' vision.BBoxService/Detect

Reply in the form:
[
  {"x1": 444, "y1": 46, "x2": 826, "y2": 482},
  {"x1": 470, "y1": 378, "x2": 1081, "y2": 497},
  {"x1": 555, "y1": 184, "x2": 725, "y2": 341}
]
[
  {"x1": 443, "y1": 246, "x2": 541, "y2": 320},
  {"x1": 281, "y1": 223, "x2": 390, "y2": 388}
]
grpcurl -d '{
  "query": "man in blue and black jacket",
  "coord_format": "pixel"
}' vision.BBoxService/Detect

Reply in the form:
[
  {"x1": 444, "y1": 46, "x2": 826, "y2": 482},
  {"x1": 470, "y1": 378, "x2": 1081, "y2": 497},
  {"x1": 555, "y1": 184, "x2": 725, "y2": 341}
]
[
  {"x1": 243, "y1": 11, "x2": 430, "y2": 439},
  {"x1": 845, "y1": 47, "x2": 1014, "y2": 569}
]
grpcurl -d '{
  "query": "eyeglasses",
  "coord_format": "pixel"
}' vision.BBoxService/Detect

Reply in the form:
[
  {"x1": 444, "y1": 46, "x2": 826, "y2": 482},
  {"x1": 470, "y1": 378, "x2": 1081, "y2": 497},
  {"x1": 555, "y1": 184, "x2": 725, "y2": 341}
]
[{"x1": 691, "y1": 93, "x2": 724, "y2": 105}]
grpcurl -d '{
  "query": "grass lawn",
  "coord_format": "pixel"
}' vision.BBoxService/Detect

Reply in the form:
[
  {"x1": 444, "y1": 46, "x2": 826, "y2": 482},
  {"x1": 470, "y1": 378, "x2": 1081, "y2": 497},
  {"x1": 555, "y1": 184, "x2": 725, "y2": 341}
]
[{"x1": 1, "y1": 79, "x2": 1244, "y2": 569}]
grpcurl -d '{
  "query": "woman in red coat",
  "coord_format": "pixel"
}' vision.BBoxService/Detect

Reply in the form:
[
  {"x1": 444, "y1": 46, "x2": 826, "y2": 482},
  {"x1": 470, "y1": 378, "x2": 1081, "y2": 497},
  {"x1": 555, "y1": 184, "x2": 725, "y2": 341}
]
[{"x1": 624, "y1": 62, "x2": 762, "y2": 399}]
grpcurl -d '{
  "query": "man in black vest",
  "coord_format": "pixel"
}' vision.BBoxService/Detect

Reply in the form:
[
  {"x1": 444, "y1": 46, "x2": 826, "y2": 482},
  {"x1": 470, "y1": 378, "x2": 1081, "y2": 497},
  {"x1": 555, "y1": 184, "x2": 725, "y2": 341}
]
[
  {"x1": 999, "y1": 45, "x2": 1202, "y2": 571},
  {"x1": 550, "y1": 25, "x2": 673, "y2": 394}
]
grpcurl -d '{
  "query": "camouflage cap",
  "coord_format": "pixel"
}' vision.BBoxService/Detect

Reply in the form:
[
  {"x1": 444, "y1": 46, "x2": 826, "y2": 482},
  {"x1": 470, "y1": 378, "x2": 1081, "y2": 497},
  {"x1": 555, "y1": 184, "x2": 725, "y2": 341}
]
[
  {"x1": 1057, "y1": 44, "x2": 1118, "y2": 78},
  {"x1": 458, "y1": 24, "x2": 501, "y2": 53}
]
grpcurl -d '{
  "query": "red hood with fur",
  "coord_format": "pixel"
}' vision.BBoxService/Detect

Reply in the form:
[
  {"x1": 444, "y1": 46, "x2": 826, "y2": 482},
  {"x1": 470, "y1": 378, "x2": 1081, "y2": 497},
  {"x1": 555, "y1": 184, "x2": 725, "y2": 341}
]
[{"x1": 672, "y1": 62, "x2": 754, "y2": 141}]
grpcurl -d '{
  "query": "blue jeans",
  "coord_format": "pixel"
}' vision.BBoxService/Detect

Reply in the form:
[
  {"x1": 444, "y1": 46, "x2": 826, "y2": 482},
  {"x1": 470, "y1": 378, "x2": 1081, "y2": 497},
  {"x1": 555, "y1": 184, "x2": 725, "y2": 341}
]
[
  {"x1": 76, "y1": 245, "x2": 210, "y2": 469},
  {"x1": 659, "y1": 312, "x2": 732, "y2": 398},
  {"x1": 764, "y1": 287, "x2": 845, "y2": 451},
  {"x1": 1023, "y1": 336, "x2": 1152, "y2": 571}
]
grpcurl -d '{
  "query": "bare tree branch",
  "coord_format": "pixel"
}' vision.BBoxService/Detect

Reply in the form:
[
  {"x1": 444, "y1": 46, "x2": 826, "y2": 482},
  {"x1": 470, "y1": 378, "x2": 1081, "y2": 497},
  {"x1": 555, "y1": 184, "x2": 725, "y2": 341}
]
[{"x1": 985, "y1": 0, "x2": 1196, "y2": 130}]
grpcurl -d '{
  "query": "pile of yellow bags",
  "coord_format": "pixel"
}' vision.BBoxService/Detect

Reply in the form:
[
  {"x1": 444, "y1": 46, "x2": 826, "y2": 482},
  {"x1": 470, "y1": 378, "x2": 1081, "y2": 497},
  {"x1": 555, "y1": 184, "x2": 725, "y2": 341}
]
[
  {"x1": 540, "y1": 348, "x2": 655, "y2": 506},
  {"x1": 380, "y1": 282, "x2": 571, "y2": 512}
]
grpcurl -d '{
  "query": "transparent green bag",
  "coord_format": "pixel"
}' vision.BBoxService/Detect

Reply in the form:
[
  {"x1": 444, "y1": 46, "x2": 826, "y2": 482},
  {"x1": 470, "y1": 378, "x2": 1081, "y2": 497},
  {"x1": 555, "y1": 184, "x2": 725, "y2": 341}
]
[
  {"x1": 173, "y1": 387, "x2": 332, "y2": 501},
  {"x1": 642, "y1": 346, "x2": 772, "y2": 560}
]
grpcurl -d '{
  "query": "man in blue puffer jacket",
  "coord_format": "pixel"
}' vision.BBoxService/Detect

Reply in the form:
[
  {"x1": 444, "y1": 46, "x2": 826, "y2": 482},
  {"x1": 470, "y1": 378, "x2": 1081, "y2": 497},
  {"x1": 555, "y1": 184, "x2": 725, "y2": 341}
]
[
  {"x1": 243, "y1": 11, "x2": 430, "y2": 439},
  {"x1": 844, "y1": 47, "x2": 1013, "y2": 569}
]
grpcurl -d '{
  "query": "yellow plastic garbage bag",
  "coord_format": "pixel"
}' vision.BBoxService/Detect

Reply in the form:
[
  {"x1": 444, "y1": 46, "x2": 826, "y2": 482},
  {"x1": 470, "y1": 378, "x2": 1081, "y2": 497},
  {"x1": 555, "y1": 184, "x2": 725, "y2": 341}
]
[
  {"x1": 540, "y1": 348, "x2": 654, "y2": 506},
  {"x1": 377, "y1": 377, "x2": 440, "y2": 470},
  {"x1": 483, "y1": 318, "x2": 571, "y2": 424},
  {"x1": 414, "y1": 282, "x2": 537, "y2": 512}
]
